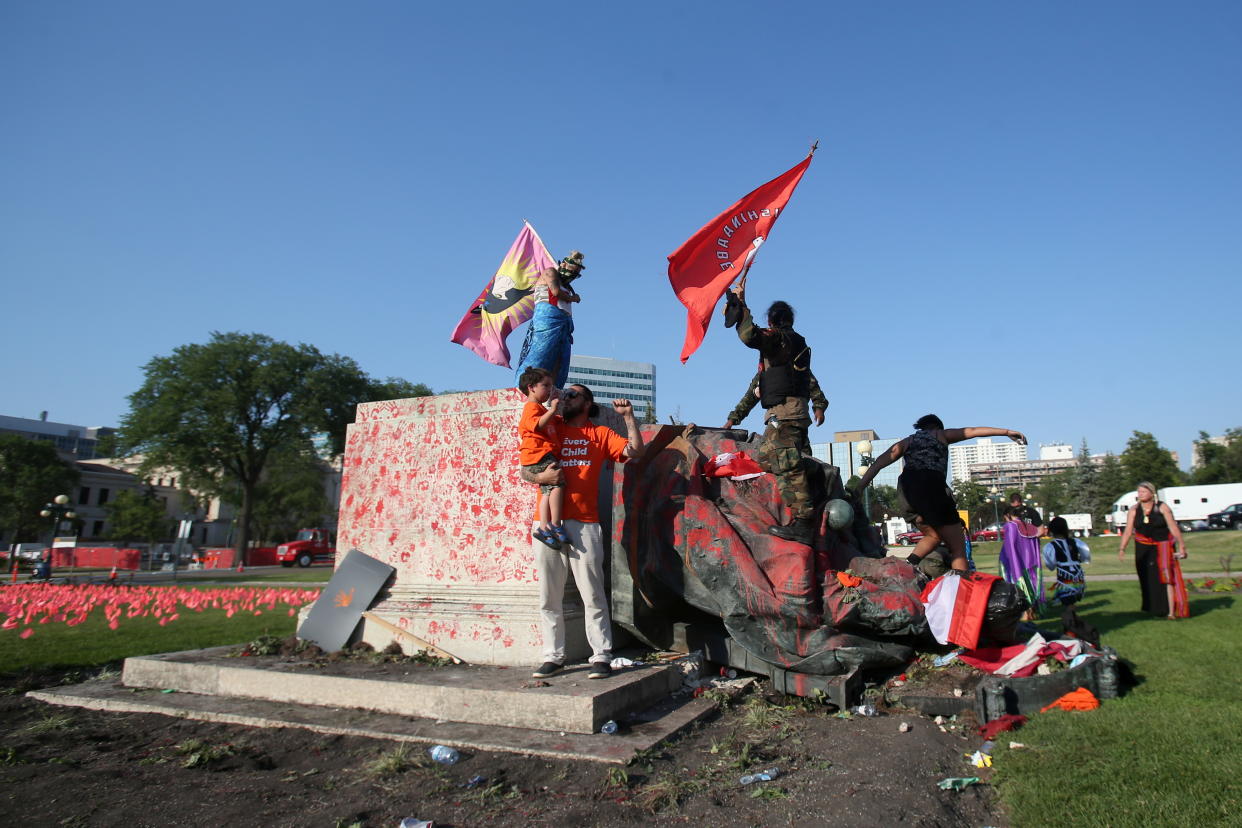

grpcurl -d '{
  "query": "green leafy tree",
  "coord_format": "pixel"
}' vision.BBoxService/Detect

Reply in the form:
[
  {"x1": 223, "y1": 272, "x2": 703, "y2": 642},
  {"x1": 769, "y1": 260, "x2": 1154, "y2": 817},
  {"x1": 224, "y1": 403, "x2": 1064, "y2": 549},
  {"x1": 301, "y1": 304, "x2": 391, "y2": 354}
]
[
  {"x1": 1066, "y1": 439, "x2": 1099, "y2": 516},
  {"x1": 1121, "y1": 431, "x2": 1183, "y2": 490},
  {"x1": 866, "y1": 484, "x2": 900, "y2": 523},
  {"x1": 249, "y1": 443, "x2": 333, "y2": 544},
  {"x1": 104, "y1": 488, "x2": 172, "y2": 547},
  {"x1": 0, "y1": 435, "x2": 80, "y2": 544},
  {"x1": 845, "y1": 476, "x2": 897, "y2": 522},
  {"x1": 1190, "y1": 429, "x2": 1242, "y2": 484},
  {"x1": 951, "y1": 478, "x2": 991, "y2": 530},
  {"x1": 117, "y1": 332, "x2": 427, "y2": 562},
  {"x1": 1093, "y1": 453, "x2": 1129, "y2": 526},
  {"x1": 1036, "y1": 469, "x2": 1072, "y2": 518}
]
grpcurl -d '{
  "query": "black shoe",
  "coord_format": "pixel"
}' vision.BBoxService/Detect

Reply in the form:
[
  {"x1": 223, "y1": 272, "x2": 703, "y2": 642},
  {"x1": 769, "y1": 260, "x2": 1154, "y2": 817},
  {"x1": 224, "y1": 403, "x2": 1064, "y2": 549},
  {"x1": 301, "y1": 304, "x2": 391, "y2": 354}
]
[
  {"x1": 587, "y1": 662, "x2": 612, "y2": 679},
  {"x1": 723, "y1": 291, "x2": 743, "y2": 328},
  {"x1": 531, "y1": 661, "x2": 564, "y2": 678},
  {"x1": 768, "y1": 517, "x2": 814, "y2": 546}
]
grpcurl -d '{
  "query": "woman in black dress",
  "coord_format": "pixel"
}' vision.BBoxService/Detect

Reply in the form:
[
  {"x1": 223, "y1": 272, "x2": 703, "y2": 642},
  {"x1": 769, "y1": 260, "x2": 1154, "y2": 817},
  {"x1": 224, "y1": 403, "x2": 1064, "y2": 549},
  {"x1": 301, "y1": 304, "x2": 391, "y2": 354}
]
[{"x1": 1117, "y1": 482, "x2": 1189, "y2": 618}]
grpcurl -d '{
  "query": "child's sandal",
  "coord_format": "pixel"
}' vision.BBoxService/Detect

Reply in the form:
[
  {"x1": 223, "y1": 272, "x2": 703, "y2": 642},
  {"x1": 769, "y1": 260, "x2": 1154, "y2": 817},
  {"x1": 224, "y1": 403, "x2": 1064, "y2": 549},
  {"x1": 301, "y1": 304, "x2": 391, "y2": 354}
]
[
  {"x1": 551, "y1": 525, "x2": 569, "y2": 545},
  {"x1": 533, "y1": 527, "x2": 561, "y2": 550}
]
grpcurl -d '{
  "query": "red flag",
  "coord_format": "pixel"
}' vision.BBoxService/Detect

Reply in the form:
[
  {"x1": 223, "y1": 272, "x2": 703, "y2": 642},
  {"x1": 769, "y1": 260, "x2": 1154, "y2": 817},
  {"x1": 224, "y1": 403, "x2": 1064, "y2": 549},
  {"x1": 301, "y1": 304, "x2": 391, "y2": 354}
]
[
  {"x1": 667, "y1": 154, "x2": 813, "y2": 363},
  {"x1": 921, "y1": 572, "x2": 1001, "y2": 650}
]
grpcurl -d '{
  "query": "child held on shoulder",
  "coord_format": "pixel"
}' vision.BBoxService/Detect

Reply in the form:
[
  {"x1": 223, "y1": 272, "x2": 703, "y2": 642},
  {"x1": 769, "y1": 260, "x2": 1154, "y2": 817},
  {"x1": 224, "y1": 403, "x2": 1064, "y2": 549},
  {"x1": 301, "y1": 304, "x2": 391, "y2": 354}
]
[{"x1": 517, "y1": 367, "x2": 567, "y2": 550}]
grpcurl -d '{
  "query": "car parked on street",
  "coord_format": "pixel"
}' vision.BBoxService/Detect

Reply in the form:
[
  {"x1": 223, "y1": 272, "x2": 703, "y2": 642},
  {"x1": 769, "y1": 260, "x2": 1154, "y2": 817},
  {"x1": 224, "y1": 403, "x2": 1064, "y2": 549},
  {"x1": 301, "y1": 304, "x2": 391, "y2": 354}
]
[
  {"x1": 1207, "y1": 503, "x2": 1242, "y2": 530},
  {"x1": 895, "y1": 530, "x2": 925, "y2": 546},
  {"x1": 971, "y1": 528, "x2": 1001, "y2": 542}
]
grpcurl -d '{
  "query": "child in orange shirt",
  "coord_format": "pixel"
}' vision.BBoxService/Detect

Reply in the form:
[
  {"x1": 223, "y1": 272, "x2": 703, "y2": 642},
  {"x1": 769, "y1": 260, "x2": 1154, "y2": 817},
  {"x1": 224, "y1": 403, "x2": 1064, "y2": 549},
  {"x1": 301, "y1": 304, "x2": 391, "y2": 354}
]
[{"x1": 518, "y1": 367, "x2": 566, "y2": 549}]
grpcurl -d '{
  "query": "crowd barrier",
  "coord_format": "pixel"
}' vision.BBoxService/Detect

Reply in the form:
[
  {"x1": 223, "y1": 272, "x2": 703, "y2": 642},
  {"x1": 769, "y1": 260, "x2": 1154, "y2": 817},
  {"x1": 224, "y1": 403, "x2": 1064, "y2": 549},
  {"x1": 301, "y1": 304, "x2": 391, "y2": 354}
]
[
  {"x1": 50, "y1": 547, "x2": 141, "y2": 569},
  {"x1": 202, "y1": 547, "x2": 279, "y2": 568}
]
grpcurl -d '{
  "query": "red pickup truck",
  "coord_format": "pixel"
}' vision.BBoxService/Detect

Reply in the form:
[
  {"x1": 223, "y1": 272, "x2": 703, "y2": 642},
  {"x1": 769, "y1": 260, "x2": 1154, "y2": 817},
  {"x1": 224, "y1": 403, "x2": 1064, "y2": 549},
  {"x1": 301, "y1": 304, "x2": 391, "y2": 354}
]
[{"x1": 276, "y1": 529, "x2": 336, "y2": 567}]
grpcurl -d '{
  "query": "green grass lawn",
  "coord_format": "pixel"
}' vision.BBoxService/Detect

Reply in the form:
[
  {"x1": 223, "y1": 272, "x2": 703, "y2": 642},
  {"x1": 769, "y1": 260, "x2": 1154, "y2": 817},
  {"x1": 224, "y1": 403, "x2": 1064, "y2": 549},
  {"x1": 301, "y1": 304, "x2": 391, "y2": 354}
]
[
  {"x1": 991, "y1": 581, "x2": 1242, "y2": 826},
  {"x1": 968, "y1": 530, "x2": 1242, "y2": 579},
  {"x1": 234, "y1": 568, "x2": 334, "y2": 583},
  {"x1": 179, "y1": 569, "x2": 334, "y2": 586},
  {"x1": 0, "y1": 585, "x2": 315, "y2": 673}
]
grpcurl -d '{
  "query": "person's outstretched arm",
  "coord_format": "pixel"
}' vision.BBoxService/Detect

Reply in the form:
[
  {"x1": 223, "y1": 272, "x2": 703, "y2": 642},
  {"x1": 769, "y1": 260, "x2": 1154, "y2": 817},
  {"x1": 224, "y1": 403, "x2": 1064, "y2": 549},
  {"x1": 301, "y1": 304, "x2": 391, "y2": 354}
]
[
  {"x1": 941, "y1": 427, "x2": 1026, "y2": 445},
  {"x1": 857, "y1": 438, "x2": 908, "y2": 490}
]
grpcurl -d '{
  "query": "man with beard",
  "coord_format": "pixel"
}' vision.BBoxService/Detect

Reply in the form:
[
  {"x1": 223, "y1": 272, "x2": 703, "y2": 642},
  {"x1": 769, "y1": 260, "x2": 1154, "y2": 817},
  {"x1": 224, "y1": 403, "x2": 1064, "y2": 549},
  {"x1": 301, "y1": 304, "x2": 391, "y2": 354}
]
[{"x1": 527, "y1": 384, "x2": 644, "y2": 680}]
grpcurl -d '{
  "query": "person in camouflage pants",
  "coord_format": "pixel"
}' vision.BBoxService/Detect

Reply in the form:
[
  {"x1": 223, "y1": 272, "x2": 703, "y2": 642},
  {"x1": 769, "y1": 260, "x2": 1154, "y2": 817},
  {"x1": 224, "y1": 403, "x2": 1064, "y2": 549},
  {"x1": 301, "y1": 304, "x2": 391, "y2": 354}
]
[
  {"x1": 723, "y1": 370, "x2": 828, "y2": 432},
  {"x1": 729, "y1": 280, "x2": 824, "y2": 545}
]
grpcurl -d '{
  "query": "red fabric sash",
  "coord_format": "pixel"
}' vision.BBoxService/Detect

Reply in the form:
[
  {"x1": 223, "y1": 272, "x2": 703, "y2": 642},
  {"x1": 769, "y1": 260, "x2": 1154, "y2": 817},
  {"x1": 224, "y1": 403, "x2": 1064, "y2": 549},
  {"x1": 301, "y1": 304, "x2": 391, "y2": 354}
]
[{"x1": 1136, "y1": 533, "x2": 1189, "y2": 618}]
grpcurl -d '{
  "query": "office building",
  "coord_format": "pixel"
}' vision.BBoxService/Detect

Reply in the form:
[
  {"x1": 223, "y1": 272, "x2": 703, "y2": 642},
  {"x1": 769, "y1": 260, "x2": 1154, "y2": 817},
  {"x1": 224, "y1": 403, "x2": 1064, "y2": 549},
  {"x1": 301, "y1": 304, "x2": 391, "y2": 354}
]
[
  {"x1": 948, "y1": 438, "x2": 1028, "y2": 482},
  {"x1": 566, "y1": 355, "x2": 657, "y2": 421},
  {"x1": 811, "y1": 429, "x2": 903, "y2": 489},
  {"x1": 0, "y1": 413, "x2": 115, "y2": 461},
  {"x1": 968, "y1": 453, "x2": 1106, "y2": 492}
]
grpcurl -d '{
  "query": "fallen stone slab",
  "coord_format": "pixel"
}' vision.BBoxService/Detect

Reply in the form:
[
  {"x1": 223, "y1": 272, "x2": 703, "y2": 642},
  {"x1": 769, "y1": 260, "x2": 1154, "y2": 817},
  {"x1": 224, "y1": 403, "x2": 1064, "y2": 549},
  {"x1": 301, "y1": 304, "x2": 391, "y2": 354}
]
[
  {"x1": 121, "y1": 646, "x2": 681, "y2": 734},
  {"x1": 29, "y1": 678, "x2": 720, "y2": 765}
]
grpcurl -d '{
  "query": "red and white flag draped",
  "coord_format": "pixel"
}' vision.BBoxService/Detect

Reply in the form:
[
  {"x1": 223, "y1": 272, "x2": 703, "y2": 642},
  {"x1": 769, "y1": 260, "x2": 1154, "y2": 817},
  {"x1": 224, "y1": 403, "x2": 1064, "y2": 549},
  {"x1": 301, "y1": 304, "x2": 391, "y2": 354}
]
[
  {"x1": 667, "y1": 151, "x2": 814, "y2": 363},
  {"x1": 921, "y1": 572, "x2": 1001, "y2": 650},
  {"x1": 449, "y1": 222, "x2": 556, "y2": 368}
]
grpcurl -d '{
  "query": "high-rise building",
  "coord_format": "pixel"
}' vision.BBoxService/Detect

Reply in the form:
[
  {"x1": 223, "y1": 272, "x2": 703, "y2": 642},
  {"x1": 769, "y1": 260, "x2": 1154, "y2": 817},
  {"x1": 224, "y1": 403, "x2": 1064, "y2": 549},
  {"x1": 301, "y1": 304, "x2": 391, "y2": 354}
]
[
  {"x1": 565, "y1": 355, "x2": 657, "y2": 421},
  {"x1": 811, "y1": 429, "x2": 903, "y2": 489},
  {"x1": 967, "y1": 454, "x2": 1105, "y2": 492},
  {"x1": 948, "y1": 438, "x2": 1028, "y2": 482}
]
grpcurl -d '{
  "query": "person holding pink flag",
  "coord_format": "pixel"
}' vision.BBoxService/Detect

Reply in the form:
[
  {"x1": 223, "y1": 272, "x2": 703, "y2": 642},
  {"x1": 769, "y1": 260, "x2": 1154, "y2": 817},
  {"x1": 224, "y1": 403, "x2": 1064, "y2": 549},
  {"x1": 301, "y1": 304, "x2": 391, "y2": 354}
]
[{"x1": 513, "y1": 250, "x2": 585, "y2": 389}]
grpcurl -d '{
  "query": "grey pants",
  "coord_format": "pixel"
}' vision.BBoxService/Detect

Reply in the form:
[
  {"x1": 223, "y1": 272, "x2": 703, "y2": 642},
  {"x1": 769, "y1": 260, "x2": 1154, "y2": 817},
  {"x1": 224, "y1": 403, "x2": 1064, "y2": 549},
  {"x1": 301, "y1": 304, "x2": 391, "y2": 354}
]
[{"x1": 534, "y1": 520, "x2": 613, "y2": 664}]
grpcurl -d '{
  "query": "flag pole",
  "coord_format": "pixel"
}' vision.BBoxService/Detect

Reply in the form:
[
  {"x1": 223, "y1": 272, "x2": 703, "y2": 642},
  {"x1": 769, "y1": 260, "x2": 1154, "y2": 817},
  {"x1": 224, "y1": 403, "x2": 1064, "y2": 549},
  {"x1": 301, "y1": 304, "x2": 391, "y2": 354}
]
[{"x1": 524, "y1": 219, "x2": 552, "y2": 260}]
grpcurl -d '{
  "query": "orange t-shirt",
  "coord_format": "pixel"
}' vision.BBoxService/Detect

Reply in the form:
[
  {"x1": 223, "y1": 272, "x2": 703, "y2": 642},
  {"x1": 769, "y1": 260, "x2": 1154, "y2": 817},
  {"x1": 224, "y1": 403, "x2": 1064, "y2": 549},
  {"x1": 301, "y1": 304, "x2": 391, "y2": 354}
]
[
  {"x1": 534, "y1": 421, "x2": 630, "y2": 524},
  {"x1": 518, "y1": 400, "x2": 559, "y2": 465}
]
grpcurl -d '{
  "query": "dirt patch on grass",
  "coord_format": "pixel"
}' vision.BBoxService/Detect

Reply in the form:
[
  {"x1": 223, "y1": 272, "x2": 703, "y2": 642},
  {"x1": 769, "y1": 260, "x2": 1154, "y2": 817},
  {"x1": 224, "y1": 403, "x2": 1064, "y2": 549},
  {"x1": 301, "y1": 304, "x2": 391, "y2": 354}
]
[{"x1": 1, "y1": 662, "x2": 1007, "y2": 827}]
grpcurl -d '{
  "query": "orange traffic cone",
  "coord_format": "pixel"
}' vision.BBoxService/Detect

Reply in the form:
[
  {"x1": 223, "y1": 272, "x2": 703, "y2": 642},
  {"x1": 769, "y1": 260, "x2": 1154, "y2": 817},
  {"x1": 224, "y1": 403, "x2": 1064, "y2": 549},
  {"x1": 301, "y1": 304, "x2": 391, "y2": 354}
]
[
  {"x1": 109, "y1": 566, "x2": 117, "y2": 583},
  {"x1": 236, "y1": 561, "x2": 245, "y2": 573}
]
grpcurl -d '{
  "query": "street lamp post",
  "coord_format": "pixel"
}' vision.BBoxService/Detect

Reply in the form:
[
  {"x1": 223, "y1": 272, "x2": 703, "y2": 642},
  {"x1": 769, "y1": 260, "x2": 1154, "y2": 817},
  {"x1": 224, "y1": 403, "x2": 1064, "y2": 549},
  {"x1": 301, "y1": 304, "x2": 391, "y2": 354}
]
[
  {"x1": 37, "y1": 494, "x2": 77, "y2": 577},
  {"x1": 989, "y1": 486, "x2": 1001, "y2": 532},
  {"x1": 857, "y1": 440, "x2": 874, "y2": 525}
]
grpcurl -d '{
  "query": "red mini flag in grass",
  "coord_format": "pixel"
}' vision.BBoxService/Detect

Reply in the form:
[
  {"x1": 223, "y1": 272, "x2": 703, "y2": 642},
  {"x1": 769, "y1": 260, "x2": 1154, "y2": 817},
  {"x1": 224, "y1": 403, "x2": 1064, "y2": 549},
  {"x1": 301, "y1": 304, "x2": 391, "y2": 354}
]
[{"x1": 667, "y1": 153, "x2": 813, "y2": 363}]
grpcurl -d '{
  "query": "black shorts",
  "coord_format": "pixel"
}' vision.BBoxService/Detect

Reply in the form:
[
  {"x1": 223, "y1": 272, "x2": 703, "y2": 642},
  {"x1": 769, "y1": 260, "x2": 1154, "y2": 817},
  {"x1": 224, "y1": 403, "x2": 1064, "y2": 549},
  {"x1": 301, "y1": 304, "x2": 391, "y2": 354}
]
[{"x1": 897, "y1": 468, "x2": 958, "y2": 527}]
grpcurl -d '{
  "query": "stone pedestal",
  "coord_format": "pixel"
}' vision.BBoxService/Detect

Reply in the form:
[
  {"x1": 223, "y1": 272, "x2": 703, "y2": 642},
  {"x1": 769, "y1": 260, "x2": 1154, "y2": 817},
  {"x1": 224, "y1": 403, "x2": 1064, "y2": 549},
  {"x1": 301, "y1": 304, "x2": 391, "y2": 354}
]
[{"x1": 336, "y1": 390, "x2": 589, "y2": 666}]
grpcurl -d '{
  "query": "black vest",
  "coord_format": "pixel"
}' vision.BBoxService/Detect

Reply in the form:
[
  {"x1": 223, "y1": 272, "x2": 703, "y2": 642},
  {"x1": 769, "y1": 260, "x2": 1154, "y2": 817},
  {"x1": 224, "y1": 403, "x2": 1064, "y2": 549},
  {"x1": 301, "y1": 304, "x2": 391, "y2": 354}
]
[{"x1": 758, "y1": 327, "x2": 811, "y2": 407}]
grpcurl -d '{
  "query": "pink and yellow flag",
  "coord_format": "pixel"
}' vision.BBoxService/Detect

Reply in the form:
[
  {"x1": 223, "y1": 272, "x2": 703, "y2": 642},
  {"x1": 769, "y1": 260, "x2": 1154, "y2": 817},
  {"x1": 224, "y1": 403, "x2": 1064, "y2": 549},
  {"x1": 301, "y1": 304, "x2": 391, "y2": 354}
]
[{"x1": 450, "y1": 222, "x2": 556, "y2": 368}]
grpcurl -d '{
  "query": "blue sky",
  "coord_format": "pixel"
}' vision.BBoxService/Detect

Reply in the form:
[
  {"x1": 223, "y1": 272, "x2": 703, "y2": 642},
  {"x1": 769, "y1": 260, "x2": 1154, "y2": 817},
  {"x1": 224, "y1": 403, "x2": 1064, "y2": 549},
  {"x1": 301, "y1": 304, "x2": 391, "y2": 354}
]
[{"x1": 3, "y1": 1, "x2": 1239, "y2": 466}]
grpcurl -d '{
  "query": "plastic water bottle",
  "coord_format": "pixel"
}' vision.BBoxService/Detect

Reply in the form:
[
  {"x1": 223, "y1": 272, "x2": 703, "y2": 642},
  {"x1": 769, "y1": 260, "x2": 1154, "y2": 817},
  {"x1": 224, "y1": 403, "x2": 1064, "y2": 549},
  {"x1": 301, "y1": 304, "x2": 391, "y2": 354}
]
[
  {"x1": 853, "y1": 703, "x2": 878, "y2": 717},
  {"x1": 428, "y1": 745, "x2": 460, "y2": 765},
  {"x1": 600, "y1": 720, "x2": 619, "y2": 735},
  {"x1": 739, "y1": 767, "x2": 779, "y2": 785}
]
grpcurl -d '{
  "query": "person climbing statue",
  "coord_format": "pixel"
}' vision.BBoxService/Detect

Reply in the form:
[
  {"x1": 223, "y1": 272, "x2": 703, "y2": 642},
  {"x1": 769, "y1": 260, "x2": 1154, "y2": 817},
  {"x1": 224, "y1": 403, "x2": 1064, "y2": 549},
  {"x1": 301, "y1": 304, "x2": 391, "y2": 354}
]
[
  {"x1": 729, "y1": 277, "x2": 821, "y2": 545},
  {"x1": 513, "y1": 250, "x2": 585, "y2": 389}
]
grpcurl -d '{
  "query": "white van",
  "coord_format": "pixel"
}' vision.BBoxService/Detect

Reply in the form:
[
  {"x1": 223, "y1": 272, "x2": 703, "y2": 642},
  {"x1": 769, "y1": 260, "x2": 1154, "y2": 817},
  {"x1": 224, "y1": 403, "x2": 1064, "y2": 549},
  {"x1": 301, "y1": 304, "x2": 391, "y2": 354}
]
[{"x1": 1110, "y1": 483, "x2": 1242, "y2": 531}]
